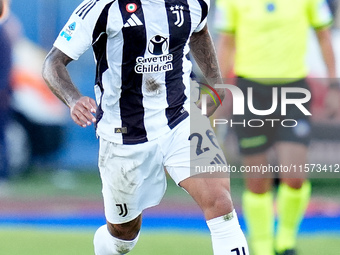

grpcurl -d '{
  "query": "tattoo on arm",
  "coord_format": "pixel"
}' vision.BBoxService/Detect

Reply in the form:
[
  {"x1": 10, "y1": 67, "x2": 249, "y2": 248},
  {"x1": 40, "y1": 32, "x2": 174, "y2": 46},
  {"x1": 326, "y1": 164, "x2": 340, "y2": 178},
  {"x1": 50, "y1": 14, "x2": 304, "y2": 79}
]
[
  {"x1": 190, "y1": 25, "x2": 223, "y2": 87},
  {"x1": 190, "y1": 25, "x2": 225, "y2": 111},
  {"x1": 42, "y1": 47, "x2": 82, "y2": 108}
]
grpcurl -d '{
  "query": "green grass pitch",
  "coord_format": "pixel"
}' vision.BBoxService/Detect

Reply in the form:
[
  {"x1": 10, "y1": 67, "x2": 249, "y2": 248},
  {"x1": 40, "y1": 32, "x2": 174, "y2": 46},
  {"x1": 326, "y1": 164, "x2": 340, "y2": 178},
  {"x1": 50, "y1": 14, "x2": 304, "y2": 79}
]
[{"x1": 0, "y1": 228, "x2": 339, "y2": 255}]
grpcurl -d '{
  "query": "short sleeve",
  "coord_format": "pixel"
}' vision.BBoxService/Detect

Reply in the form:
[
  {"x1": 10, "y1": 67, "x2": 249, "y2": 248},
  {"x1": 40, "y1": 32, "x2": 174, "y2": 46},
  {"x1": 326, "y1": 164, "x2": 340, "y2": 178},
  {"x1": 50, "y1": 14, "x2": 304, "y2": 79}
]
[
  {"x1": 53, "y1": 0, "x2": 110, "y2": 60},
  {"x1": 214, "y1": 0, "x2": 236, "y2": 33},
  {"x1": 195, "y1": 17, "x2": 207, "y2": 33},
  {"x1": 307, "y1": 0, "x2": 333, "y2": 29},
  {"x1": 194, "y1": 0, "x2": 210, "y2": 32}
]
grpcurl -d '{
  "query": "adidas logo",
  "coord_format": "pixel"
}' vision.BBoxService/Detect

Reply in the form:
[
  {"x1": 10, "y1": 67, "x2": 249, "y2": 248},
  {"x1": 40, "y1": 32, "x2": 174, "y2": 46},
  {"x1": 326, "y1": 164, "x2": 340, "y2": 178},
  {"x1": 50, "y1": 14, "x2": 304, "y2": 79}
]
[{"x1": 124, "y1": 13, "x2": 143, "y2": 27}]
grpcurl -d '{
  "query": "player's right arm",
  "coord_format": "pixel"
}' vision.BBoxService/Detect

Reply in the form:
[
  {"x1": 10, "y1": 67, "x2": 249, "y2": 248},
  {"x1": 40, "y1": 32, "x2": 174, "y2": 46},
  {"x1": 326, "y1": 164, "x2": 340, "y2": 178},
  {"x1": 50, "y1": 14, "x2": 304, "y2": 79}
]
[
  {"x1": 42, "y1": 47, "x2": 97, "y2": 128},
  {"x1": 42, "y1": 0, "x2": 107, "y2": 128}
]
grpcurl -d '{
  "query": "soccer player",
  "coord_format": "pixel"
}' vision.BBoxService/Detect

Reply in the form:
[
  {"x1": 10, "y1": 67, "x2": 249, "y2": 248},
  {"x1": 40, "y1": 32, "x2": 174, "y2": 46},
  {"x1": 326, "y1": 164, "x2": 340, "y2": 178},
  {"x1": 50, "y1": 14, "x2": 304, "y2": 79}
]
[
  {"x1": 42, "y1": 0, "x2": 249, "y2": 254},
  {"x1": 215, "y1": 1, "x2": 338, "y2": 255}
]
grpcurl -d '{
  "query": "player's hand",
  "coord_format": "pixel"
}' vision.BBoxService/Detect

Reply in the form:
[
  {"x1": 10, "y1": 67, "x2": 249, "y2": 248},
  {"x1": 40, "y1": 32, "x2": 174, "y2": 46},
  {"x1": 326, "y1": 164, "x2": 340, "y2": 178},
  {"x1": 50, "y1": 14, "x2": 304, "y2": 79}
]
[
  {"x1": 197, "y1": 99, "x2": 219, "y2": 117},
  {"x1": 197, "y1": 88, "x2": 225, "y2": 117},
  {"x1": 70, "y1": 96, "x2": 97, "y2": 127}
]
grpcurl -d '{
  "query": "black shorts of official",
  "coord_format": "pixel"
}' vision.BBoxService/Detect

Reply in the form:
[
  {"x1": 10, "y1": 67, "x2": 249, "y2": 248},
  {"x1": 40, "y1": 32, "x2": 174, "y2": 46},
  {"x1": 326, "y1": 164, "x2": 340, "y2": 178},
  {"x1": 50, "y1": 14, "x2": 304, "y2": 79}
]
[{"x1": 233, "y1": 77, "x2": 312, "y2": 156}]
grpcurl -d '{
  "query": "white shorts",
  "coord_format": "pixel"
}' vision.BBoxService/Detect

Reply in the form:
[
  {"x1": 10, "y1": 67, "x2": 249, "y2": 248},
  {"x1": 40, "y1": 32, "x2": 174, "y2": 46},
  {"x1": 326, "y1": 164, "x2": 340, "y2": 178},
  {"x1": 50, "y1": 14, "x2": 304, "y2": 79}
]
[{"x1": 98, "y1": 105, "x2": 227, "y2": 224}]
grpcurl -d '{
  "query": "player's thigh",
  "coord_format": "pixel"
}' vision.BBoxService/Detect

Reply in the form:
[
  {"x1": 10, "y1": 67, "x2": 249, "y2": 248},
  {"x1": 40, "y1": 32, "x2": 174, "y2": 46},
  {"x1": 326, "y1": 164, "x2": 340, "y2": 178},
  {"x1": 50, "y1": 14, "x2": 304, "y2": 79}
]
[
  {"x1": 98, "y1": 137, "x2": 167, "y2": 224},
  {"x1": 164, "y1": 106, "x2": 229, "y2": 184},
  {"x1": 164, "y1": 107, "x2": 233, "y2": 218}
]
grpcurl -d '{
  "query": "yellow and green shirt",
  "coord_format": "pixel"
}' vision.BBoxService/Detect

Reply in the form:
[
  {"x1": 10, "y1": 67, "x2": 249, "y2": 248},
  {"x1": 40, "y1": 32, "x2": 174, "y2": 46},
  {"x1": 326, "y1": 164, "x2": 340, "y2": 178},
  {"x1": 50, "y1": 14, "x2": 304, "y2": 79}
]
[{"x1": 215, "y1": 0, "x2": 333, "y2": 81}]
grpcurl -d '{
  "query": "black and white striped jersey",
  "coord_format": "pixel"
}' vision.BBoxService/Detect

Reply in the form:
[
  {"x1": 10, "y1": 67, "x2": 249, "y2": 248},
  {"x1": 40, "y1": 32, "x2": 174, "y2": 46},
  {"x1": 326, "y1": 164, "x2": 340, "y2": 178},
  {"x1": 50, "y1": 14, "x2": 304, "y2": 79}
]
[{"x1": 54, "y1": 0, "x2": 209, "y2": 144}]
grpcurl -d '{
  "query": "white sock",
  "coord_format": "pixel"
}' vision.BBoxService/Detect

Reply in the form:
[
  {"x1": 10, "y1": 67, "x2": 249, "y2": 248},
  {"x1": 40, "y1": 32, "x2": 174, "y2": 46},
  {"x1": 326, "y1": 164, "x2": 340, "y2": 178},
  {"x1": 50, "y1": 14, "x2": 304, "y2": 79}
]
[
  {"x1": 207, "y1": 210, "x2": 249, "y2": 255},
  {"x1": 93, "y1": 225, "x2": 139, "y2": 255}
]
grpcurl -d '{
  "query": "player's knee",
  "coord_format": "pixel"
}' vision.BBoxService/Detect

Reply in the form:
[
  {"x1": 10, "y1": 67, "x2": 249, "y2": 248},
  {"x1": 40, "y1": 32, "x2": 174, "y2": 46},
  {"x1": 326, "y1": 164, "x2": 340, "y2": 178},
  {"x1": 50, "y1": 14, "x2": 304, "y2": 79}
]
[
  {"x1": 202, "y1": 186, "x2": 233, "y2": 218},
  {"x1": 94, "y1": 224, "x2": 140, "y2": 255},
  {"x1": 211, "y1": 191, "x2": 232, "y2": 210}
]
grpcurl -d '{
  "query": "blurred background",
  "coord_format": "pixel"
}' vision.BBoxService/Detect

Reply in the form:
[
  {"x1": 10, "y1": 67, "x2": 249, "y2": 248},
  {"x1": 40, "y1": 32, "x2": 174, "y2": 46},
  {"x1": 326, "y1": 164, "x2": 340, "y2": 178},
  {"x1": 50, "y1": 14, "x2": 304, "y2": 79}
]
[
  {"x1": 3, "y1": 0, "x2": 98, "y2": 175},
  {"x1": 0, "y1": 0, "x2": 339, "y2": 254},
  {"x1": 1, "y1": 0, "x2": 339, "y2": 179}
]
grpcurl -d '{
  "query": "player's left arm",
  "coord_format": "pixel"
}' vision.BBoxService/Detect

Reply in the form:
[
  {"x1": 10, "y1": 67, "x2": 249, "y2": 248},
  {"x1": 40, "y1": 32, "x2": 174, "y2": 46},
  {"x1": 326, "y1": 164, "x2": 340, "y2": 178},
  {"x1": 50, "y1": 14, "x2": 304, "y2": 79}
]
[{"x1": 190, "y1": 24, "x2": 225, "y2": 117}]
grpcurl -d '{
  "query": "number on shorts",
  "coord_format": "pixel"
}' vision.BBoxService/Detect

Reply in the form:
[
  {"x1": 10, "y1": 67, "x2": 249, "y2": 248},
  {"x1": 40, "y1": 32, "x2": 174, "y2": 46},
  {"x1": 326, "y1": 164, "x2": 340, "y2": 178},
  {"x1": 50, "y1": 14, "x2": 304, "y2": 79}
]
[
  {"x1": 189, "y1": 133, "x2": 210, "y2": 156},
  {"x1": 189, "y1": 129, "x2": 220, "y2": 156},
  {"x1": 206, "y1": 129, "x2": 219, "y2": 149}
]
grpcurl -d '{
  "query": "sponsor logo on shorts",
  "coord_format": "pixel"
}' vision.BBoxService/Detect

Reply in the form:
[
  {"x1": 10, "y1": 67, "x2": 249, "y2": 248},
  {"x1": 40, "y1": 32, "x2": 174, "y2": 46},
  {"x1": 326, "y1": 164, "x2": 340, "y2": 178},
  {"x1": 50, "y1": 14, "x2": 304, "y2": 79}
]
[{"x1": 116, "y1": 203, "x2": 128, "y2": 217}]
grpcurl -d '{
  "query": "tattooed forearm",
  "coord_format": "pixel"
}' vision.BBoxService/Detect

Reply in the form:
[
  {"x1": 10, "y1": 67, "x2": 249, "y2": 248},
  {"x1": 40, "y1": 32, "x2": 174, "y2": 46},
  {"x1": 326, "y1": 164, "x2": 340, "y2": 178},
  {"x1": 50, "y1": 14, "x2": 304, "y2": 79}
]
[
  {"x1": 190, "y1": 24, "x2": 225, "y2": 116},
  {"x1": 190, "y1": 25, "x2": 223, "y2": 88},
  {"x1": 42, "y1": 47, "x2": 82, "y2": 108}
]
